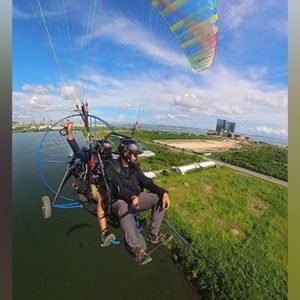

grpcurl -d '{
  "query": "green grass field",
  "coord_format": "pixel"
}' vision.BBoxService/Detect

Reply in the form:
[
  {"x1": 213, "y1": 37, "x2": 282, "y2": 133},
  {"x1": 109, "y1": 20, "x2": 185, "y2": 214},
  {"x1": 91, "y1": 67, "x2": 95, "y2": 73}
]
[
  {"x1": 130, "y1": 129, "x2": 287, "y2": 298},
  {"x1": 138, "y1": 142, "x2": 201, "y2": 171},
  {"x1": 151, "y1": 167, "x2": 287, "y2": 299},
  {"x1": 211, "y1": 144, "x2": 288, "y2": 181},
  {"x1": 117, "y1": 128, "x2": 210, "y2": 141}
]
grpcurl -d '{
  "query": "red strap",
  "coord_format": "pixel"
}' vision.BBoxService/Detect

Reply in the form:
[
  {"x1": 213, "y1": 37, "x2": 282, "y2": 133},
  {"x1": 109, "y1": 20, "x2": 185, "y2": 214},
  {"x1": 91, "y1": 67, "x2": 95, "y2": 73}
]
[{"x1": 90, "y1": 154, "x2": 95, "y2": 170}]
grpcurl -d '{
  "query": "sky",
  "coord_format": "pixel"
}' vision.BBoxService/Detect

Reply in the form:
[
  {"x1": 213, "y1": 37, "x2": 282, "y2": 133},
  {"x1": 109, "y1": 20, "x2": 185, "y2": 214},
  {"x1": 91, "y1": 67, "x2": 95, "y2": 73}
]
[{"x1": 12, "y1": 0, "x2": 288, "y2": 139}]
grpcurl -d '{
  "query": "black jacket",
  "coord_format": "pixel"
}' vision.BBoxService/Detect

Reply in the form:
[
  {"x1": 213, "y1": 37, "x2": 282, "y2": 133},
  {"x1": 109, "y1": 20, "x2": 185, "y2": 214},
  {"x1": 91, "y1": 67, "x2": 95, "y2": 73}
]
[
  {"x1": 104, "y1": 159, "x2": 167, "y2": 203},
  {"x1": 67, "y1": 138, "x2": 89, "y2": 163},
  {"x1": 67, "y1": 138, "x2": 107, "y2": 186}
]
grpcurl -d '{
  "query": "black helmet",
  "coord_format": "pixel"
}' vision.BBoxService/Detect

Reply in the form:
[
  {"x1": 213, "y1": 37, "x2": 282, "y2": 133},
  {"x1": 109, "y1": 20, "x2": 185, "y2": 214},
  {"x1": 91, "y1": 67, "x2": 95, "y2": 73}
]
[
  {"x1": 118, "y1": 138, "x2": 143, "y2": 156},
  {"x1": 95, "y1": 139, "x2": 113, "y2": 152}
]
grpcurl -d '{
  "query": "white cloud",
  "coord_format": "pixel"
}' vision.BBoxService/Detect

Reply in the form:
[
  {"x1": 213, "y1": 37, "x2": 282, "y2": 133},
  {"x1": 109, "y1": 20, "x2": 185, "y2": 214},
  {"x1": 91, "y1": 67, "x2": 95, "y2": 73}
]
[
  {"x1": 29, "y1": 96, "x2": 52, "y2": 110},
  {"x1": 13, "y1": 62, "x2": 287, "y2": 135},
  {"x1": 22, "y1": 84, "x2": 49, "y2": 95},
  {"x1": 21, "y1": 83, "x2": 80, "y2": 104},
  {"x1": 220, "y1": 0, "x2": 257, "y2": 30},
  {"x1": 155, "y1": 112, "x2": 191, "y2": 121},
  {"x1": 78, "y1": 11, "x2": 189, "y2": 71},
  {"x1": 270, "y1": 19, "x2": 288, "y2": 36},
  {"x1": 13, "y1": 6, "x2": 33, "y2": 19},
  {"x1": 256, "y1": 125, "x2": 288, "y2": 137},
  {"x1": 215, "y1": 105, "x2": 246, "y2": 115},
  {"x1": 13, "y1": 4, "x2": 64, "y2": 20},
  {"x1": 156, "y1": 65, "x2": 287, "y2": 125},
  {"x1": 60, "y1": 86, "x2": 78, "y2": 100},
  {"x1": 157, "y1": 113, "x2": 176, "y2": 120},
  {"x1": 247, "y1": 66, "x2": 269, "y2": 81},
  {"x1": 219, "y1": 0, "x2": 287, "y2": 35},
  {"x1": 47, "y1": 84, "x2": 59, "y2": 92},
  {"x1": 174, "y1": 94, "x2": 205, "y2": 109},
  {"x1": 244, "y1": 89, "x2": 287, "y2": 108},
  {"x1": 74, "y1": 65, "x2": 287, "y2": 130},
  {"x1": 13, "y1": 91, "x2": 30, "y2": 113},
  {"x1": 120, "y1": 103, "x2": 132, "y2": 110},
  {"x1": 117, "y1": 114, "x2": 126, "y2": 121},
  {"x1": 13, "y1": 90, "x2": 75, "y2": 122}
]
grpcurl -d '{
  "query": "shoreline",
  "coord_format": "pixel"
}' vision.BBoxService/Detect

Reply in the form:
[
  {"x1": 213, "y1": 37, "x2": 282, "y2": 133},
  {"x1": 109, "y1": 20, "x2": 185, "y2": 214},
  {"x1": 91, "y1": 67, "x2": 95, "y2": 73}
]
[{"x1": 12, "y1": 128, "x2": 287, "y2": 148}]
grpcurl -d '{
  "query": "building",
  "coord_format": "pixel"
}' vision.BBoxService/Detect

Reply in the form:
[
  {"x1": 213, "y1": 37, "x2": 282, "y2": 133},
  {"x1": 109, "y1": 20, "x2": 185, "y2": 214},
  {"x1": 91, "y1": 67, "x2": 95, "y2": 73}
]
[
  {"x1": 172, "y1": 161, "x2": 217, "y2": 175},
  {"x1": 143, "y1": 171, "x2": 157, "y2": 179},
  {"x1": 216, "y1": 119, "x2": 236, "y2": 136},
  {"x1": 225, "y1": 121, "x2": 236, "y2": 133},
  {"x1": 207, "y1": 130, "x2": 217, "y2": 136},
  {"x1": 216, "y1": 119, "x2": 226, "y2": 134}
]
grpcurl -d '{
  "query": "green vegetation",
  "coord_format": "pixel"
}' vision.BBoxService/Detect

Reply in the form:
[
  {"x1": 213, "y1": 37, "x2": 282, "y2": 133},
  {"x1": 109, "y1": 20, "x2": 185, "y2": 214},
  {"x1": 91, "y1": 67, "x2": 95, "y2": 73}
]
[
  {"x1": 152, "y1": 167, "x2": 287, "y2": 299},
  {"x1": 13, "y1": 127, "x2": 46, "y2": 133},
  {"x1": 211, "y1": 144, "x2": 288, "y2": 181},
  {"x1": 117, "y1": 128, "x2": 210, "y2": 141},
  {"x1": 138, "y1": 142, "x2": 201, "y2": 171}
]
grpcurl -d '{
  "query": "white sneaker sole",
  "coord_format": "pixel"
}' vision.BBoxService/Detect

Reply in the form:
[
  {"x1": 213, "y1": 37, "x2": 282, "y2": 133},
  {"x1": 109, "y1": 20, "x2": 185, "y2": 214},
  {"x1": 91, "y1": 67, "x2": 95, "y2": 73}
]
[{"x1": 101, "y1": 233, "x2": 116, "y2": 247}]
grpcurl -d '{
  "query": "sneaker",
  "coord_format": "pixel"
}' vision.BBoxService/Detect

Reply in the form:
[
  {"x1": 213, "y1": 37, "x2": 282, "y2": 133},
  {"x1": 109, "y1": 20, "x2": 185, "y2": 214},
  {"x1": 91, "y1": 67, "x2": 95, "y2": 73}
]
[
  {"x1": 101, "y1": 231, "x2": 116, "y2": 247},
  {"x1": 147, "y1": 232, "x2": 173, "y2": 246},
  {"x1": 131, "y1": 246, "x2": 152, "y2": 265}
]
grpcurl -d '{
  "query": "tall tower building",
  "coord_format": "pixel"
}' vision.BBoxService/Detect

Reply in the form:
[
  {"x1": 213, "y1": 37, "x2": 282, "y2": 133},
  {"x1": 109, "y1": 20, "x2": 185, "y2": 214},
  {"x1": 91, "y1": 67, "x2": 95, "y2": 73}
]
[
  {"x1": 216, "y1": 119, "x2": 236, "y2": 135},
  {"x1": 216, "y1": 119, "x2": 226, "y2": 134},
  {"x1": 225, "y1": 121, "x2": 236, "y2": 133}
]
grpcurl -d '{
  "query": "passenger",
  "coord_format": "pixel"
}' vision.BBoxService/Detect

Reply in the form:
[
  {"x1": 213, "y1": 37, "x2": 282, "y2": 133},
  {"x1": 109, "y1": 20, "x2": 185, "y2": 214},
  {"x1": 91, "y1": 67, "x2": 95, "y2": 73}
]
[
  {"x1": 104, "y1": 138, "x2": 172, "y2": 265},
  {"x1": 63, "y1": 119, "x2": 115, "y2": 247}
]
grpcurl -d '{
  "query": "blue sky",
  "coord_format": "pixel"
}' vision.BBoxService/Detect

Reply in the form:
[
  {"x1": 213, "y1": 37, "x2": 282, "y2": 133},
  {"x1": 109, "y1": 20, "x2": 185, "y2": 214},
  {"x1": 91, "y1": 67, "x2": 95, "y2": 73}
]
[{"x1": 13, "y1": 0, "x2": 288, "y2": 139}]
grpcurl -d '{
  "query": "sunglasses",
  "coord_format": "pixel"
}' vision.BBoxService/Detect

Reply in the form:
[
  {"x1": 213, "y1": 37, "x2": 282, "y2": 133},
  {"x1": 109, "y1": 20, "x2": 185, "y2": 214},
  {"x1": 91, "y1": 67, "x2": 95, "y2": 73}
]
[{"x1": 131, "y1": 152, "x2": 138, "y2": 157}]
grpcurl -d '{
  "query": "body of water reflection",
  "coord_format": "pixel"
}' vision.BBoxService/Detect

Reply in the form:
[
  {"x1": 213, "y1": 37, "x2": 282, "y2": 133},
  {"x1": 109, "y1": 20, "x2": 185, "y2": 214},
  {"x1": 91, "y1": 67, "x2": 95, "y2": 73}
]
[{"x1": 13, "y1": 132, "x2": 200, "y2": 300}]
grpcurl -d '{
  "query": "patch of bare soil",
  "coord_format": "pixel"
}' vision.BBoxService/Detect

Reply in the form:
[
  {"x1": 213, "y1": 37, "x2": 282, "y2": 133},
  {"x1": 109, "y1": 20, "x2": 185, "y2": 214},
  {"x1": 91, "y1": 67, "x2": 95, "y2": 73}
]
[
  {"x1": 203, "y1": 184, "x2": 213, "y2": 193},
  {"x1": 230, "y1": 228, "x2": 246, "y2": 239},
  {"x1": 155, "y1": 139, "x2": 248, "y2": 152},
  {"x1": 248, "y1": 198, "x2": 269, "y2": 217},
  {"x1": 231, "y1": 228, "x2": 240, "y2": 236},
  {"x1": 216, "y1": 217, "x2": 226, "y2": 228},
  {"x1": 168, "y1": 187, "x2": 177, "y2": 191}
]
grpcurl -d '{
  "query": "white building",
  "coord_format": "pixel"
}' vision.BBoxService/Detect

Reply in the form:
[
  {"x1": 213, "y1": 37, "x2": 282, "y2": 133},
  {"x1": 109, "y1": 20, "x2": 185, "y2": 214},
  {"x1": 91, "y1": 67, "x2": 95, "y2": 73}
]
[
  {"x1": 139, "y1": 150, "x2": 155, "y2": 157},
  {"x1": 143, "y1": 171, "x2": 157, "y2": 179},
  {"x1": 172, "y1": 161, "x2": 216, "y2": 175}
]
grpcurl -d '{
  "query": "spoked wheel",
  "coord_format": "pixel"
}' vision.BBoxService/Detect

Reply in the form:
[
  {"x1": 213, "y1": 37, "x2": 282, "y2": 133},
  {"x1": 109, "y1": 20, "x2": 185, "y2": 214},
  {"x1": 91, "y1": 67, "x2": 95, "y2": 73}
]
[
  {"x1": 41, "y1": 196, "x2": 52, "y2": 219},
  {"x1": 37, "y1": 114, "x2": 120, "y2": 202}
]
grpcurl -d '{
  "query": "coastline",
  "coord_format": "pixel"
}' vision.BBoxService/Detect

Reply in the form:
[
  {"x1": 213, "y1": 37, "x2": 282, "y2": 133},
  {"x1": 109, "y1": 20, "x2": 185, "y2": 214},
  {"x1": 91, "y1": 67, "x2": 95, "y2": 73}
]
[{"x1": 12, "y1": 124, "x2": 288, "y2": 147}]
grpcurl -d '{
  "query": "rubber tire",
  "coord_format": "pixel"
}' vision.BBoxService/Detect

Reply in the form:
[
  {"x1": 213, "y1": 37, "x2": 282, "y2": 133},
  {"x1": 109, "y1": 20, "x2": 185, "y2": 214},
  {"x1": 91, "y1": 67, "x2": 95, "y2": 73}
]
[
  {"x1": 41, "y1": 196, "x2": 52, "y2": 219},
  {"x1": 137, "y1": 231, "x2": 147, "y2": 251}
]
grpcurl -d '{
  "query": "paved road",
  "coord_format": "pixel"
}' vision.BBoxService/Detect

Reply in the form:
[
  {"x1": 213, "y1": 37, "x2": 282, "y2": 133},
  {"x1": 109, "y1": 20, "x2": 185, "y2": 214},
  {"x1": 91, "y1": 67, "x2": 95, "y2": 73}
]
[
  {"x1": 148, "y1": 140, "x2": 288, "y2": 188},
  {"x1": 211, "y1": 159, "x2": 288, "y2": 187}
]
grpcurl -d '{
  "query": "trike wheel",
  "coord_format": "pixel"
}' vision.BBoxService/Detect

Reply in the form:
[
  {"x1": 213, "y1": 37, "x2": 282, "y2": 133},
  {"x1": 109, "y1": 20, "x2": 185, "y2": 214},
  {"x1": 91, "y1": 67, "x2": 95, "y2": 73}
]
[{"x1": 41, "y1": 196, "x2": 52, "y2": 219}]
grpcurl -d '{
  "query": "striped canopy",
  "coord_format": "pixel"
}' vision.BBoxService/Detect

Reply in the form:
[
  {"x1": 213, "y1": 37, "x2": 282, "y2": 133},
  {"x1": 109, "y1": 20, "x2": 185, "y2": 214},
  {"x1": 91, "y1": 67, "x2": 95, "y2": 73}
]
[{"x1": 152, "y1": 0, "x2": 218, "y2": 73}]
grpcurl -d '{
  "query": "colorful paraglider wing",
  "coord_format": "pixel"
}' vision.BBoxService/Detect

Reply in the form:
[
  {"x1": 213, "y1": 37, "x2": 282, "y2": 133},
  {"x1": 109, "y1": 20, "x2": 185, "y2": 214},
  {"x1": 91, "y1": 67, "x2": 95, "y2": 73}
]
[{"x1": 152, "y1": 0, "x2": 218, "y2": 73}]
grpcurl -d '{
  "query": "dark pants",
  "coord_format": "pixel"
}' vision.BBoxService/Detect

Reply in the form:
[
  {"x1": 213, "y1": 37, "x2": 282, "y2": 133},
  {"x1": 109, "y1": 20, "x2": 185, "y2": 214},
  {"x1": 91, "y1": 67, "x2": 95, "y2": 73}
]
[{"x1": 112, "y1": 192, "x2": 166, "y2": 248}]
